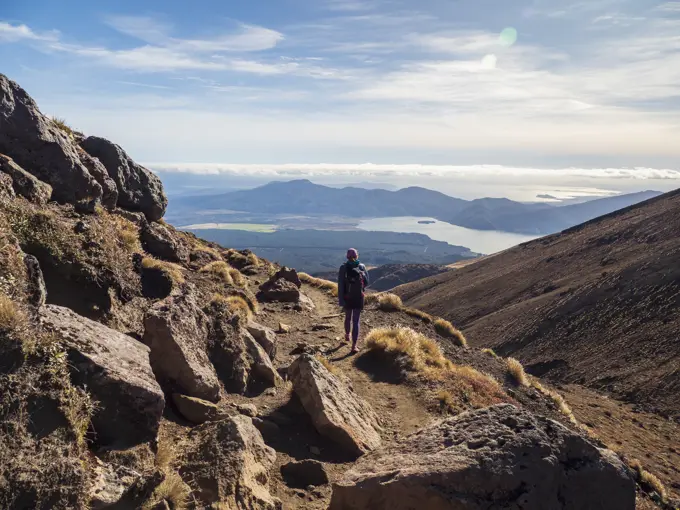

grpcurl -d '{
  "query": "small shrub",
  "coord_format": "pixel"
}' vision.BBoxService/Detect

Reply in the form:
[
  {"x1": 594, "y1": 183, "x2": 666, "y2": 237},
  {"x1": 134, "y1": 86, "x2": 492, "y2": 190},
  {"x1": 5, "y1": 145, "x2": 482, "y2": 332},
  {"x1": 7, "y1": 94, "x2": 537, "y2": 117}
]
[
  {"x1": 377, "y1": 293, "x2": 402, "y2": 311},
  {"x1": 434, "y1": 318, "x2": 467, "y2": 347},
  {"x1": 629, "y1": 459, "x2": 668, "y2": 503},
  {"x1": 403, "y1": 307, "x2": 434, "y2": 323},
  {"x1": 142, "y1": 257, "x2": 185, "y2": 284},
  {"x1": 200, "y1": 261, "x2": 234, "y2": 285},
  {"x1": 481, "y1": 348, "x2": 498, "y2": 358},
  {"x1": 506, "y1": 357, "x2": 530, "y2": 387}
]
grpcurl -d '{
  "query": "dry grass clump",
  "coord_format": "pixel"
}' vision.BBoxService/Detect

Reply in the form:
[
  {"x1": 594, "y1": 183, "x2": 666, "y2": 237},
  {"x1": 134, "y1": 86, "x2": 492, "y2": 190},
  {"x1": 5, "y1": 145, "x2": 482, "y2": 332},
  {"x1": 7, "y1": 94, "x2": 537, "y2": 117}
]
[
  {"x1": 377, "y1": 293, "x2": 403, "y2": 311},
  {"x1": 299, "y1": 272, "x2": 339, "y2": 297},
  {"x1": 193, "y1": 244, "x2": 223, "y2": 261},
  {"x1": 403, "y1": 307, "x2": 434, "y2": 323},
  {"x1": 316, "y1": 355, "x2": 339, "y2": 375},
  {"x1": 530, "y1": 379, "x2": 578, "y2": 425},
  {"x1": 144, "y1": 441, "x2": 191, "y2": 510},
  {"x1": 433, "y1": 318, "x2": 467, "y2": 347},
  {"x1": 107, "y1": 214, "x2": 142, "y2": 253},
  {"x1": 224, "y1": 249, "x2": 248, "y2": 267},
  {"x1": 0, "y1": 293, "x2": 25, "y2": 333},
  {"x1": 61, "y1": 385, "x2": 97, "y2": 447},
  {"x1": 52, "y1": 116, "x2": 74, "y2": 137},
  {"x1": 481, "y1": 348, "x2": 498, "y2": 358},
  {"x1": 246, "y1": 252, "x2": 260, "y2": 267},
  {"x1": 629, "y1": 459, "x2": 669, "y2": 503},
  {"x1": 506, "y1": 357, "x2": 530, "y2": 387},
  {"x1": 211, "y1": 293, "x2": 253, "y2": 320},
  {"x1": 142, "y1": 257, "x2": 185, "y2": 284},
  {"x1": 366, "y1": 327, "x2": 508, "y2": 411},
  {"x1": 200, "y1": 261, "x2": 234, "y2": 285},
  {"x1": 228, "y1": 267, "x2": 247, "y2": 288}
]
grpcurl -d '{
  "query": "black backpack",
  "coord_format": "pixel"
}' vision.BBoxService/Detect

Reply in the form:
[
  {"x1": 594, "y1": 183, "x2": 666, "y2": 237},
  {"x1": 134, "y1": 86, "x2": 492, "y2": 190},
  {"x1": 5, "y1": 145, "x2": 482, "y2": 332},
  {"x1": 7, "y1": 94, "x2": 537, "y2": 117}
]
[{"x1": 344, "y1": 264, "x2": 365, "y2": 304}]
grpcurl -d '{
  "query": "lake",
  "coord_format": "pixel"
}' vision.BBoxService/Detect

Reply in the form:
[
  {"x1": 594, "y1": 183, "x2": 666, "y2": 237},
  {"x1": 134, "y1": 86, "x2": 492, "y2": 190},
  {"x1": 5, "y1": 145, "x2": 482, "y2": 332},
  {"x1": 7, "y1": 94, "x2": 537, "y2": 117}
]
[{"x1": 357, "y1": 217, "x2": 539, "y2": 255}]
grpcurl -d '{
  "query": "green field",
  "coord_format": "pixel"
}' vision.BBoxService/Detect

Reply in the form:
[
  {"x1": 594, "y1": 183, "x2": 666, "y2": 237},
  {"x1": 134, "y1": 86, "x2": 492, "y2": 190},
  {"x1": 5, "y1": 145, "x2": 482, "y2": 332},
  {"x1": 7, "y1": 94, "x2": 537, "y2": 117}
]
[{"x1": 181, "y1": 222, "x2": 276, "y2": 233}]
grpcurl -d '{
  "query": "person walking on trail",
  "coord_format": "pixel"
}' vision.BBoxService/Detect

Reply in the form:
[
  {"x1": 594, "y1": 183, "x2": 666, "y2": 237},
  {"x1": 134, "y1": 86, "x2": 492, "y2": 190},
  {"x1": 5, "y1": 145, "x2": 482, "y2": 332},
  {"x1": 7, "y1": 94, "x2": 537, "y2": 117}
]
[{"x1": 338, "y1": 248, "x2": 369, "y2": 354}]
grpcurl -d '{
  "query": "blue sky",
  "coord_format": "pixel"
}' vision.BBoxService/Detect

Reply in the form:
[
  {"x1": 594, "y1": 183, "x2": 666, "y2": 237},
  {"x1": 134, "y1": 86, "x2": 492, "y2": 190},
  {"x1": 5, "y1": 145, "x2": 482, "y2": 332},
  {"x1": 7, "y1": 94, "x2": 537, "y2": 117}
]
[{"x1": 1, "y1": 0, "x2": 680, "y2": 198}]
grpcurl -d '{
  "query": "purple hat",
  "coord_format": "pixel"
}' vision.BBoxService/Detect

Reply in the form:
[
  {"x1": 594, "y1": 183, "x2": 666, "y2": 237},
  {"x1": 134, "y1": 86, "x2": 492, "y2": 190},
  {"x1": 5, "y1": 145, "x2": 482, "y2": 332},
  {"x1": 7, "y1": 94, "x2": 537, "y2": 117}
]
[{"x1": 346, "y1": 248, "x2": 358, "y2": 260}]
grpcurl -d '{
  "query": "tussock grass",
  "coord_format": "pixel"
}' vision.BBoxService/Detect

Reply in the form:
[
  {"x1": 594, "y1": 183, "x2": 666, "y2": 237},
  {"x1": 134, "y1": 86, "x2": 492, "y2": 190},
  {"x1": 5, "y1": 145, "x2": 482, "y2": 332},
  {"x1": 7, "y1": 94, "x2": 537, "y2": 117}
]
[
  {"x1": 506, "y1": 357, "x2": 530, "y2": 387},
  {"x1": 377, "y1": 293, "x2": 403, "y2": 311},
  {"x1": 366, "y1": 327, "x2": 508, "y2": 410},
  {"x1": 482, "y1": 348, "x2": 498, "y2": 358},
  {"x1": 316, "y1": 355, "x2": 339, "y2": 375},
  {"x1": 142, "y1": 471, "x2": 191, "y2": 510},
  {"x1": 61, "y1": 385, "x2": 96, "y2": 447},
  {"x1": 224, "y1": 249, "x2": 247, "y2": 267},
  {"x1": 211, "y1": 293, "x2": 253, "y2": 320},
  {"x1": 193, "y1": 244, "x2": 223, "y2": 261},
  {"x1": 246, "y1": 252, "x2": 260, "y2": 267},
  {"x1": 52, "y1": 116, "x2": 74, "y2": 137},
  {"x1": 200, "y1": 261, "x2": 234, "y2": 285},
  {"x1": 142, "y1": 257, "x2": 185, "y2": 284},
  {"x1": 0, "y1": 293, "x2": 25, "y2": 333},
  {"x1": 433, "y1": 318, "x2": 467, "y2": 347},
  {"x1": 629, "y1": 459, "x2": 669, "y2": 503},
  {"x1": 110, "y1": 214, "x2": 141, "y2": 253},
  {"x1": 403, "y1": 307, "x2": 434, "y2": 323},
  {"x1": 299, "y1": 272, "x2": 339, "y2": 297},
  {"x1": 530, "y1": 379, "x2": 578, "y2": 425},
  {"x1": 229, "y1": 267, "x2": 247, "y2": 288}
]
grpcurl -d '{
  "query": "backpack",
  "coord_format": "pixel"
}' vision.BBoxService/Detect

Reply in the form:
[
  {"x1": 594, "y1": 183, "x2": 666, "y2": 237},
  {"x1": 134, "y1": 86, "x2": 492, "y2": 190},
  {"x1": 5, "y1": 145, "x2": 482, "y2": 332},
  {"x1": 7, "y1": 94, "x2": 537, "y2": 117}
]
[{"x1": 344, "y1": 264, "x2": 365, "y2": 305}]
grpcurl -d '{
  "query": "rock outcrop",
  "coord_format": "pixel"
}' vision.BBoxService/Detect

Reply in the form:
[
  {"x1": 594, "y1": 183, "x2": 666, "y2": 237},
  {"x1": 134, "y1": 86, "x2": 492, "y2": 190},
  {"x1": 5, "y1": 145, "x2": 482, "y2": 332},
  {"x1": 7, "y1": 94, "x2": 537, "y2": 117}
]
[
  {"x1": 80, "y1": 136, "x2": 167, "y2": 221},
  {"x1": 140, "y1": 221, "x2": 188, "y2": 263},
  {"x1": 258, "y1": 267, "x2": 314, "y2": 309},
  {"x1": 24, "y1": 254, "x2": 47, "y2": 307},
  {"x1": 0, "y1": 74, "x2": 102, "y2": 206},
  {"x1": 39, "y1": 305, "x2": 165, "y2": 447},
  {"x1": 89, "y1": 459, "x2": 141, "y2": 509},
  {"x1": 143, "y1": 290, "x2": 220, "y2": 402},
  {"x1": 0, "y1": 154, "x2": 52, "y2": 205},
  {"x1": 246, "y1": 321, "x2": 278, "y2": 359},
  {"x1": 172, "y1": 393, "x2": 219, "y2": 424},
  {"x1": 76, "y1": 147, "x2": 118, "y2": 210},
  {"x1": 180, "y1": 415, "x2": 281, "y2": 509},
  {"x1": 329, "y1": 404, "x2": 635, "y2": 510},
  {"x1": 289, "y1": 354, "x2": 382, "y2": 457}
]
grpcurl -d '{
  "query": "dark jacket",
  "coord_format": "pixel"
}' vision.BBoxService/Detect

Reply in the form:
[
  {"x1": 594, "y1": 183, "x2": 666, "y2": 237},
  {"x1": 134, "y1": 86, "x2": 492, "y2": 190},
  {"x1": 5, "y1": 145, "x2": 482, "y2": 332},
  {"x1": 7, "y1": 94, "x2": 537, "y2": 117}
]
[{"x1": 338, "y1": 261, "x2": 369, "y2": 309}]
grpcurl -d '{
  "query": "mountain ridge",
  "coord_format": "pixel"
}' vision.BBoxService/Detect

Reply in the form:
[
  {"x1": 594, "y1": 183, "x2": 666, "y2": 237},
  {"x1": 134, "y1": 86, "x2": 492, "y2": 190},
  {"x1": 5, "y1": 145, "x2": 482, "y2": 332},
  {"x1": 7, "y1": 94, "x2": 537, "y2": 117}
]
[{"x1": 169, "y1": 179, "x2": 661, "y2": 235}]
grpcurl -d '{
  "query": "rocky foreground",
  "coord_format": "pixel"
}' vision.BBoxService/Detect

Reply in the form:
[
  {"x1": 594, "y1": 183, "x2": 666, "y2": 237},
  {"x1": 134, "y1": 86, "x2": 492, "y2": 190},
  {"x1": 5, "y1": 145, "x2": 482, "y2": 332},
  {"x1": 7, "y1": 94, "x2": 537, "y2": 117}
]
[{"x1": 0, "y1": 73, "x2": 671, "y2": 509}]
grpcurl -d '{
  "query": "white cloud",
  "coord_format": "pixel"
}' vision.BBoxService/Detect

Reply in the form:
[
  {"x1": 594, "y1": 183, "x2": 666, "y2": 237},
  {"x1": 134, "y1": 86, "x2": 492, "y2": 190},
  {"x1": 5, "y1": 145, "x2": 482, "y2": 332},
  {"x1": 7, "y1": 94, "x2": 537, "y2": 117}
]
[
  {"x1": 0, "y1": 21, "x2": 58, "y2": 42},
  {"x1": 148, "y1": 162, "x2": 680, "y2": 181}
]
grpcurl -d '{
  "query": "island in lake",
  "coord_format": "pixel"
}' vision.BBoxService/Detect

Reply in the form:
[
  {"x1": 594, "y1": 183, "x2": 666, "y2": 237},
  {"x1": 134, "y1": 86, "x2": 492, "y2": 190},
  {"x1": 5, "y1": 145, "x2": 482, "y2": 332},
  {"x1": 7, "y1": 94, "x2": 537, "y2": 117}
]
[{"x1": 418, "y1": 220, "x2": 436, "y2": 225}]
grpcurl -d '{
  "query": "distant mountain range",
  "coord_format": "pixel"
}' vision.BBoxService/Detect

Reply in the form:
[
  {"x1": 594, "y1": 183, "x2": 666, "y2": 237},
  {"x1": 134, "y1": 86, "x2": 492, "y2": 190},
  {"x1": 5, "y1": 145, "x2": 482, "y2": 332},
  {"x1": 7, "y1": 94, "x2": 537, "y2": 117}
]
[{"x1": 170, "y1": 179, "x2": 662, "y2": 235}]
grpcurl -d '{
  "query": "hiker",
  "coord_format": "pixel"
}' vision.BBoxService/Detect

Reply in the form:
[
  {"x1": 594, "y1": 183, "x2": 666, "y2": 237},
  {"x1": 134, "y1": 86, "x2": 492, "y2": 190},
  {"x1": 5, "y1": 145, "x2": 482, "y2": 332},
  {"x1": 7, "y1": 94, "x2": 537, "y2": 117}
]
[{"x1": 338, "y1": 248, "x2": 369, "y2": 353}]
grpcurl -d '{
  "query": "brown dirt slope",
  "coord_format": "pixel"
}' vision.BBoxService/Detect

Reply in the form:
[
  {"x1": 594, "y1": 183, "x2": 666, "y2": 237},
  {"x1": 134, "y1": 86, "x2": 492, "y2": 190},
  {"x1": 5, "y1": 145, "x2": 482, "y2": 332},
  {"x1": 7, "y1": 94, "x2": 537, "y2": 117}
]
[{"x1": 396, "y1": 189, "x2": 680, "y2": 419}]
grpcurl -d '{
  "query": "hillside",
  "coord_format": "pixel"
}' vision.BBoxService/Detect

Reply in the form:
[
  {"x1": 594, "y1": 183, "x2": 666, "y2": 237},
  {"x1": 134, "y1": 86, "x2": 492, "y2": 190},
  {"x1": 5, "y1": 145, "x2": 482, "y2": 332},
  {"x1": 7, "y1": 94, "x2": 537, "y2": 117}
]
[
  {"x1": 169, "y1": 179, "x2": 661, "y2": 235},
  {"x1": 1, "y1": 73, "x2": 675, "y2": 509},
  {"x1": 397, "y1": 190, "x2": 680, "y2": 420}
]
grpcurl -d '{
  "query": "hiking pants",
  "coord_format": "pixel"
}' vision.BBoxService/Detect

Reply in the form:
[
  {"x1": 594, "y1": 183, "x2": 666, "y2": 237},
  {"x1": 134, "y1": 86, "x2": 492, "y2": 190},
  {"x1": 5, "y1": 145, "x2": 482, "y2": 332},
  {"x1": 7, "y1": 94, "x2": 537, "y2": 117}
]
[{"x1": 344, "y1": 308, "x2": 361, "y2": 343}]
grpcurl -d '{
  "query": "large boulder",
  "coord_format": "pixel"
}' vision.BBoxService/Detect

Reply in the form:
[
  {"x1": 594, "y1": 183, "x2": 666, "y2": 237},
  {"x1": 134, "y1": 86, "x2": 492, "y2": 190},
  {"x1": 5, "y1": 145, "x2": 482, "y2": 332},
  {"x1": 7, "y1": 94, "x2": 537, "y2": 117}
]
[
  {"x1": 140, "y1": 221, "x2": 188, "y2": 263},
  {"x1": 143, "y1": 290, "x2": 220, "y2": 402},
  {"x1": 76, "y1": 146, "x2": 118, "y2": 210},
  {"x1": 180, "y1": 415, "x2": 281, "y2": 509},
  {"x1": 39, "y1": 305, "x2": 165, "y2": 447},
  {"x1": 246, "y1": 321, "x2": 278, "y2": 359},
  {"x1": 288, "y1": 354, "x2": 382, "y2": 457},
  {"x1": 0, "y1": 154, "x2": 52, "y2": 204},
  {"x1": 207, "y1": 313, "x2": 280, "y2": 395},
  {"x1": 80, "y1": 136, "x2": 167, "y2": 221},
  {"x1": 258, "y1": 277, "x2": 301, "y2": 303},
  {"x1": 329, "y1": 404, "x2": 636, "y2": 510},
  {"x1": 0, "y1": 74, "x2": 102, "y2": 205}
]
